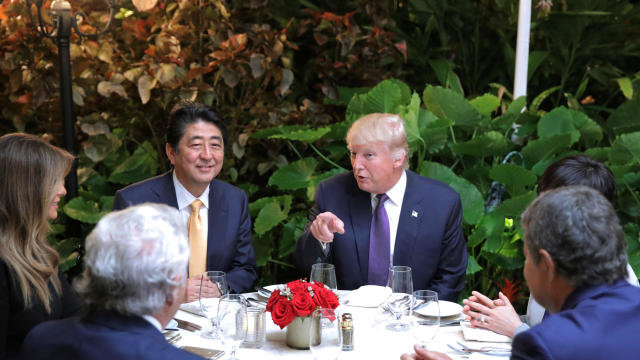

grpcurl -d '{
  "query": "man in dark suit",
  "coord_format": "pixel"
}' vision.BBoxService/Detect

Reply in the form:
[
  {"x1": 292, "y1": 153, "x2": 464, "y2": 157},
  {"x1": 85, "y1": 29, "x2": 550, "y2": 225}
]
[
  {"x1": 113, "y1": 102, "x2": 256, "y2": 297},
  {"x1": 294, "y1": 113, "x2": 467, "y2": 301},
  {"x1": 21, "y1": 204, "x2": 203, "y2": 360},
  {"x1": 402, "y1": 186, "x2": 640, "y2": 360}
]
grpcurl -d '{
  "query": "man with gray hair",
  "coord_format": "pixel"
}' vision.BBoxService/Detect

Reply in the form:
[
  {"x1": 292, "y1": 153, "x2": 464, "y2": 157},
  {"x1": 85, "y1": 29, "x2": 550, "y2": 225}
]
[
  {"x1": 295, "y1": 113, "x2": 467, "y2": 301},
  {"x1": 21, "y1": 204, "x2": 203, "y2": 360},
  {"x1": 402, "y1": 186, "x2": 640, "y2": 360}
]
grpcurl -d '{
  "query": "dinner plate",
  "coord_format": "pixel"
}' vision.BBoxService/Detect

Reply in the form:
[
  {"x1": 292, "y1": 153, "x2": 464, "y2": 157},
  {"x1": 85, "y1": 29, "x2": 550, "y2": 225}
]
[{"x1": 414, "y1": 300, "x2": 463, "y2": 317}]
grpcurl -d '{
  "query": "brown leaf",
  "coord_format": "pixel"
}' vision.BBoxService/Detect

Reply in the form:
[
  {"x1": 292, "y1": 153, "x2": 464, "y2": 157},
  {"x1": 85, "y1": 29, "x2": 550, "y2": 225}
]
[
  {"x1": 72, "y1": 85, "x2": 86, "y2": 106},
  {"x1": 249, "y1": 53, "x2": 264, "y2": 78},
  {"x1": 132, "y1": 0, "x2": 158, "y2": 12},
  {"x1": 221, "y1": 66, "x2": 240, "y2": 88},
  {"x1": 137, "y1": 75, "x2": 156, "y2": 104},
  {"x1": 279, "y1": 69, "x2": 294, "y2": 96}
]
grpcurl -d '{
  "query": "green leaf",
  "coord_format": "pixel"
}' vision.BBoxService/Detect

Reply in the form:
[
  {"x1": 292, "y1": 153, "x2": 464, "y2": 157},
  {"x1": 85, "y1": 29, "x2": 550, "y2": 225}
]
[
  {"x1": 466, "y1": 255, "x2": 482, "y2": 275},
  {"x1": 268, "y1": 157, "x2": 318, "y2": 190},
  {"x1": 419, "y1": 110, "x2": 450, "y2": 155},
  {"x1": 494, "y1": 192, "x2": 537, "y2": 218},
  {"x1": 307, "y1": 168, "x2": 347, "y2": 201},
  {"x1": 249, "y1": 195, "x2": 292, "y2": 218},
  {"x1": 483, "y1": 252, "x2": 524, "y2": 270},
  {"x1": 617, "y1": 132, "x2": 640, "y2": 164},
  {"x1": 279, "y1": 213, "x2": 307, "y2": 258},
  {"x1": 522, "y1": 134, "x2": 573, "y2": 166},
  {"x1": 420, "y1": 161, "x2": 484, "y2": 225},
  {"x1": 422, "y1": 85, "x2": 482, "y2": 128},
  {"x1": 451, "y1": 131, "x2": 512, "y2": 157},
  {"x1": 108, "y1": 141, "x2": 158, "y2": 185},
  {"x1": 489, "y1": 164, "x2": 537, "y2": 195},
  {"x1": 571, "y1": 111, "x2": 603, "y2": 143},
  {"x1": 476, "y1": 212, "x2": 506, "y2": 253},
  {"x1": 537, "y1": 107, "x2": 580, "y2": 144},
  {"x1": 345, "y1": 79, "x2": 411, "y2": 122},
  {"x1": 617, "y1": 77, "x2": 634, "y2": 100},
  {"x1": 253, "y1": 196, "x2": 292, "y2": 235},
  {"x1": 63, "y1": 197, "x2": 109, "y2": 224},
  {"x1": 608, "y1": 100, "x2": 640, "y2": 135},
  {"x1": 252, "y1": 125, "x2": 330, "y2": 143},
  {"x1": 469, "y1": 94, "x2": 500, "y2": 118},
  {"x1": 530, "y1": 86, "x2": 561, "y2": 113},
  {"x1": 401, "y1": 92, "x2": 424, "y2": 154}
]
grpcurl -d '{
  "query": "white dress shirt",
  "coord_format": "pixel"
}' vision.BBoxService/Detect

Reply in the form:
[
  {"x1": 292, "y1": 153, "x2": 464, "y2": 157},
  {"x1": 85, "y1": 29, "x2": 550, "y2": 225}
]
[
  {"x1": 142, "y1": 314, "x2": 163, "y2": 332},
  {"x1": 369, "y1": 170, "x2": 406, "y2": 264},
  {"x1": 172, "y1": 171, "x2": 210, "y2": 241}
]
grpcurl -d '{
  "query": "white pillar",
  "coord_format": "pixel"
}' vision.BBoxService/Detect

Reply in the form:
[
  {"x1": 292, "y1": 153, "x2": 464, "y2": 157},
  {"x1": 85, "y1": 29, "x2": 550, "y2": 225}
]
[{"x1": 514, "y1": 0, "x2": 532, "y2": 99}]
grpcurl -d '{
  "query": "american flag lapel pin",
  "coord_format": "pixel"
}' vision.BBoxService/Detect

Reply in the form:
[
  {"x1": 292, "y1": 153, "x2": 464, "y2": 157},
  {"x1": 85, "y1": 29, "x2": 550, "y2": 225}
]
[{"x1": 411, "y1": 210, "x2": 418, "y2": 218}]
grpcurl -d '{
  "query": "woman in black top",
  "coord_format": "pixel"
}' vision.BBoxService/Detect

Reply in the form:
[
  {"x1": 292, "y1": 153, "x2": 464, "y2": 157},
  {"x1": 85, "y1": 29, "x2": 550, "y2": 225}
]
[{"x1": 0, "y1": 133, "x2": 81, "y2": 359}]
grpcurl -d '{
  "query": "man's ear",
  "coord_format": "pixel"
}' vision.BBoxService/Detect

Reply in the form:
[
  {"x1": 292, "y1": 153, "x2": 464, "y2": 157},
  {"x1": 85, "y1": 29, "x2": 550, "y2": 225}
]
[
  {"x1": 392, "y1": 150, "x2": 405, "y2": 169},
  {"x1": 538, "y1": 249, "x2": 556, "y2": 282},
  {"x1": 166, "y1": 143, "x2": 176, "y2": 166}
]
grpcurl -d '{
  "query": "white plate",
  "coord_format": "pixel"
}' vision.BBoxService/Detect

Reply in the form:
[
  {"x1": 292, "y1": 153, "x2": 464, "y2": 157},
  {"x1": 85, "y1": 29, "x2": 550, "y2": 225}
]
[
  {"x1": 414, "y1": 300, "x2": 463, "y2": 317},
  {"x1": 343, "y1": 285, "x2": 391, "y2": 308}
]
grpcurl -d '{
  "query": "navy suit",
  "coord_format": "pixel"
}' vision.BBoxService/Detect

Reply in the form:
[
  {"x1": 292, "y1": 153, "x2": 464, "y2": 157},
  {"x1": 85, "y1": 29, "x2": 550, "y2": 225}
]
[
  {"x1": 113, "y1": 172, "x2": 257, "y2": 293},
  {"x1": 20, "y1": 311, "x2": 203, "y2": 360},
  {"x1": 295, "y1": 171, "x2": 467, "y2": 301},
  {"x1": 512, "y1": 279, "x2": 640, "y2": 360}
]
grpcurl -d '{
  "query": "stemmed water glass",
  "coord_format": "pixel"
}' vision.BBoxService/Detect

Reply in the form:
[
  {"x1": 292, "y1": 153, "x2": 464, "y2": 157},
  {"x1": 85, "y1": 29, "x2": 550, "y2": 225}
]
[
  {"x1": 412, "y1": 290, "x2": 440, "y2": 349},
  {"x1": 309, "y1": 308, "x2": 342, "y2": 360},
  {"x1": 199, "y1": 271, "x2": 229, "y2": 339},
  {"x1": 217, "y1": 294, "x2": 248, "y2": 360},
  {"x1": 310, "y1": 263, "x2": 338, "y2": 290},
  {"x1": 385, "y1": 265, "x2": 413, "y2": 331}
]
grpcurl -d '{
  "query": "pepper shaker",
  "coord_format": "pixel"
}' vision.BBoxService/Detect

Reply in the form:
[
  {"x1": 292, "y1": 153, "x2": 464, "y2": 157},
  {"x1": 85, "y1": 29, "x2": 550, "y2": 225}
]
[{"x1": 341, "y1": 313, "x2": 354, "y2": 351}]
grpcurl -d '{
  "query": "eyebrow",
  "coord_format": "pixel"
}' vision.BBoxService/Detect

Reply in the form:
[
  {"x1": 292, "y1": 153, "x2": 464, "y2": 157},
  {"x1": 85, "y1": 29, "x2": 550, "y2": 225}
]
[{"x1": 188, "y1": 135, "x2": 223, "y2": 142}]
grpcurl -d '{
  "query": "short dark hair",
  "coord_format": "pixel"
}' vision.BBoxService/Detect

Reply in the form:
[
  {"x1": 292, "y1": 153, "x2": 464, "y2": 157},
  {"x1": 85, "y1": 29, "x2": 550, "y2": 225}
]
[
  {"x1": 166, "y1": 101, "x2": 227, "y2": 151},
  {"x1": 538, "y1": 155, "x2": 615, "y2": 202},
  {"x1": 522, "y1": 186, "x2": 627, "y2": 287}
]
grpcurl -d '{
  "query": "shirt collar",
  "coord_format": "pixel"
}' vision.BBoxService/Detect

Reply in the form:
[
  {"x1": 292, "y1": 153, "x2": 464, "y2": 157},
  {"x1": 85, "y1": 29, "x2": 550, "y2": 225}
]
[
  {"x1": 370, "y1": 170, "x2": 406, "y2": 206},
  {"x1": 172, "y1": 171, "x2": 210, "y2": 210},
  {"x1": 141, "y1": 314, "x2": 163, "y2": 332}
]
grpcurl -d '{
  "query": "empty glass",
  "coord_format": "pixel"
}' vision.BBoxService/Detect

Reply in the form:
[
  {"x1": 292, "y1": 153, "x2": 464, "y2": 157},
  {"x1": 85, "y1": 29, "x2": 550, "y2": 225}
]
[
  {"x1": 241, "y1": 307, "x2": 266, "y2": 348},
  {"x1": 412, "y1": 290, "x2": 440, "y2": 348},
  {"x1": 385, "y1": 265, "x2": 413, "y2": 331},
  {"x1": 217, "y1": 294, "x2": 248, "y2": 360},
  {"x1": 199, "y1": 271, "x2": 229, "y2": 339},
  {"x1": 310, "y1": 263, "x2": 338, "y2": 290},
  {"x1": 309, "y1": 308, "x2": 342, "y2": 360}
]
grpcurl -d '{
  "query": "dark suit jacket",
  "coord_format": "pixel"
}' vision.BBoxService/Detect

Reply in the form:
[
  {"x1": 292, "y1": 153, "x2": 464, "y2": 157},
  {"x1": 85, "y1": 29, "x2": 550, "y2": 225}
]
[
  {"x1": 294, "y1": 171, "x2": 467, "y2": 301},
  {"x1": 512, "y1": 279, "x2": 640, "y2": 360},
  {"x1": 113, "y1": 172, "x2": 257, "y2": 293},
  {"x1": 20, "y1": 310, "x2": 204, "y2": 360}
]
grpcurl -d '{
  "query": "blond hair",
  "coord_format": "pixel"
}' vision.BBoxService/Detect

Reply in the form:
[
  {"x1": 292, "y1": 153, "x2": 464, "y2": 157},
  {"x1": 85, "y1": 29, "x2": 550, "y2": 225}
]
[
  {"x1": 346, "y1": 113, "x2": 409, "y2": 169},
  {"x1": 0, "y1": 133, "x2": 74, "y2": 312}
]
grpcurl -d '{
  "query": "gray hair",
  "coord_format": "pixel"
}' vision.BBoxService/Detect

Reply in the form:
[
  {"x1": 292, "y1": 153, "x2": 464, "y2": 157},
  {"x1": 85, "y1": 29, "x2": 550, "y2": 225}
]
[
  {"x1": 75, "y1": 203, "x2": 189, "y2": 316},
  {"x1": 521, "y1": 186, "x2": 628, "y2": 287},
  {"x1": 346, "y1": 113, "x2": 409, "y2": 169}
]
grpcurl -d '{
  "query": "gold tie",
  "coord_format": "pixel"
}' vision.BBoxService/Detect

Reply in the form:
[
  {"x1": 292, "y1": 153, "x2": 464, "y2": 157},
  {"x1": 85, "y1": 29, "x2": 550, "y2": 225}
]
[{"x1": 188, "y1": 199, "x2": 207, "y2": 277}]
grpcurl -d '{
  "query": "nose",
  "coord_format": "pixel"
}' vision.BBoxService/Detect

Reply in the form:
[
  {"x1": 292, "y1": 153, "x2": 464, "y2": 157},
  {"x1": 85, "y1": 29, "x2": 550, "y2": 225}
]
[
  {"x1": 200, "y1": 146, "x2": 213, "y2": 160},
  {"x1": 58, "y1": 183, "x2": 67, "y2": 196},
  {"x1": 351, "y1": 154, "x2": 364, "y2": 170}
]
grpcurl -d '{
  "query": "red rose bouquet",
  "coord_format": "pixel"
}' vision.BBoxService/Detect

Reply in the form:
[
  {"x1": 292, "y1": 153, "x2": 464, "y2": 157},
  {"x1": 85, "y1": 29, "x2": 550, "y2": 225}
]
[{"x1": 265, "y1": 279, "x2": 339, "y2": 329}]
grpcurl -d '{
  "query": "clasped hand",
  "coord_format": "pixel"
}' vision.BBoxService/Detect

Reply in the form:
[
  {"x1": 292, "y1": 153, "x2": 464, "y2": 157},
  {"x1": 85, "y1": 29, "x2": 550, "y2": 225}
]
[
  {"x1": 186, "y1": 275, "x2": 222, "y2": 303},
  {"x1": 461, "y1": 291, "x2": 523, "y2": 338}
]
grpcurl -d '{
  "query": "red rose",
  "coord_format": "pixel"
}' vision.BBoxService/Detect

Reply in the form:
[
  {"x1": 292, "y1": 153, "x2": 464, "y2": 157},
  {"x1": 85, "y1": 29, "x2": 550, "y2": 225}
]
[
  {"x1": 291, "y1": 289, "x2": 315, "y2": 317},
  {"x1": 312, "y1": 287, "x2": 339, "y2": 310},
  {"x1": 266, "y1": 290, "x2": 281, "y2": 312},
  {"x1": 287, "y1": 279, "x2": 306, "y2": 294},
  {"x1": 270, "y1": 297, "x2": 296, "y2": 329}
]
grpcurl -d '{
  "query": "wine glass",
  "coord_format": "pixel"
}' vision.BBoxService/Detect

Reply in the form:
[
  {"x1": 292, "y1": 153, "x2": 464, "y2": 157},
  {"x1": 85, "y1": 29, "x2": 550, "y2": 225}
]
[
  {"x1": 309, "y1": 308, "x2": 342, "y2": 360},
  {"x1": 385, "y1": 265, "x2": 413, "y2": 331},
  {"x1": 412, "y1": 290, "x2": 440, "y2": 349},
  {"x1": 199, "y1": 271, "x2": 229, "y2": 339},
  {"x1": 217, "y1": 294, "x2": 248, "y2": 360},
  {"x1": 310, "y1": 263, "x2": 338, "y2": 290}
]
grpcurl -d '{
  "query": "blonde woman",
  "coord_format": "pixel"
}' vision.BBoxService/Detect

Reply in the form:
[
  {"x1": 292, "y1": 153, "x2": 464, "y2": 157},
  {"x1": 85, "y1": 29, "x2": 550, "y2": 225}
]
[{"x1": 0, "y1": 133, "x2": 82, "y2": 359}]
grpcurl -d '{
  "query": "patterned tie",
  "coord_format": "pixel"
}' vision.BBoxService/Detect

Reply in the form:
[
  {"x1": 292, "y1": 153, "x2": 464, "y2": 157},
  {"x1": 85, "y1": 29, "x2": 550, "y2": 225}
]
[
  {"x1": 188, "y1": 199, "x2": 207, "y2": 277},
  {"x1": 368, "y1": 194, "x2": 390, "y2": 286}
]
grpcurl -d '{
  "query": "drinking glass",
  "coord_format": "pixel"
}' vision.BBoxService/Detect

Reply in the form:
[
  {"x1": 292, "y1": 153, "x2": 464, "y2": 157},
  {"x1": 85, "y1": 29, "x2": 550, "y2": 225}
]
[
  {"x1": 385, "y1": 265, "x2": 413, "y2": 331},
  {"x1": 412, "y1": 290, "x2": 440, "y2": 349},
  {"x1": 310, "y1": 263, "x2": 338, "y2": 290},
  {"x1": 217, "y1": 294, "x2": 248, "y2": 360},
  {"x1": 199, "y1": 271, "x2": 229, "y2": 339},
  {"x1": 309, "y1": 308, "x2": 342, "y2": 360}
]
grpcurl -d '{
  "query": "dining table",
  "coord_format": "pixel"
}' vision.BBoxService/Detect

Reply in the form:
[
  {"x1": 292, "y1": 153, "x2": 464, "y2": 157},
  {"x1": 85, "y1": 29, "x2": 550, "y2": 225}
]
[{"x1": 173, "y1": 290, "x2": 512, "y2": 360}]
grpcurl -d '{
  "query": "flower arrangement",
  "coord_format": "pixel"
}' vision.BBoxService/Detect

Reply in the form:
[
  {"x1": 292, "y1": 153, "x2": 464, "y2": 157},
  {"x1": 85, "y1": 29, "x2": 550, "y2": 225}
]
[{"x1": 265, "y1": 279, "x2": 340, "y2": 329}]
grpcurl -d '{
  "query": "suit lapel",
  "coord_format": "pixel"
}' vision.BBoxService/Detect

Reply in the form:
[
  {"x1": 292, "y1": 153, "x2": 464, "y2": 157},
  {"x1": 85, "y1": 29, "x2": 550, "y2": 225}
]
[
  {"x1": 207, "y1": 180, "x2": 228, "y2": 266},
  {"x1": 154, "y1": 172, "x2": 179, "y2": 208},
  {"x1": 393, "y1": 171, "x2": 423, "y2": 266},
  {"x1": 348, "y1": 184, "x2": 373, "y2": 284}
]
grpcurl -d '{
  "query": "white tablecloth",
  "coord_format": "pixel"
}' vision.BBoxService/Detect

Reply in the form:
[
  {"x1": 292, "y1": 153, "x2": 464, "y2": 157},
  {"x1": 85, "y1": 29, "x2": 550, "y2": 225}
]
[{"x1": 174, "y1": 293, "x2": 511, "y2": 360}]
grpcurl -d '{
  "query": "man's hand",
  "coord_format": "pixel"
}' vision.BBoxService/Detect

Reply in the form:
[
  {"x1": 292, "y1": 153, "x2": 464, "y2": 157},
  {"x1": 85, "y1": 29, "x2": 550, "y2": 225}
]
[
  {"x1": 400, "y1": 344, "x2": 452, "y2": 360},
  {"x1": 462, "y1": 291, "x2": 523, "y2": 338},
  {"x1": 185, "y1": 275, "x2": 222, "y2": 303},
  {"x1": 310, "y1": 212, "x2": 345, "y2": 243}
]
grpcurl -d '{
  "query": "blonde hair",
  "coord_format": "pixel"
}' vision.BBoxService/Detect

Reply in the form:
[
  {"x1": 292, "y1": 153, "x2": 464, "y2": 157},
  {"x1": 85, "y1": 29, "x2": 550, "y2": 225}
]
[
  {"x1": 0, "y1": 133, "x2": 74, "y2": 312},
  {"x1": 346, "y1": 113, "x2": 409, "y2": 169}
]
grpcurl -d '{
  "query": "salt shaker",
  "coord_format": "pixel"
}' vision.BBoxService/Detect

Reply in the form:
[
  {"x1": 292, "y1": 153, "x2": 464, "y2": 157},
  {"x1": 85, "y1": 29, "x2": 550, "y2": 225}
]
[{"x1": 341, "y1": 313, "x2": 354, "y2": 351}]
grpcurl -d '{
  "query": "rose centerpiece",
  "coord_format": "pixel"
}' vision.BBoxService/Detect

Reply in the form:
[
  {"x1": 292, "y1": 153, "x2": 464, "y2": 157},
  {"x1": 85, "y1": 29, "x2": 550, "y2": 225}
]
[{"x1": 266, "y1": 279, "x2": 339, "y2": 349}]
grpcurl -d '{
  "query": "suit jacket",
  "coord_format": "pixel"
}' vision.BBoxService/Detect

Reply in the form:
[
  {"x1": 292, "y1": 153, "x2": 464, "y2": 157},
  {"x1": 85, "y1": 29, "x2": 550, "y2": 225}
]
[
  {"x1": 113, "y1": 172, "x2": 257, "y2": 293},
  {"x1": 20, "y1": 310, "x2": 203, "y2": 360},
  {"x1": 294, "y1": 171, "x2": 467, "y2": 301},
  {"x1": 512, "y1": 279, "x2": 640, "y2": 360}
]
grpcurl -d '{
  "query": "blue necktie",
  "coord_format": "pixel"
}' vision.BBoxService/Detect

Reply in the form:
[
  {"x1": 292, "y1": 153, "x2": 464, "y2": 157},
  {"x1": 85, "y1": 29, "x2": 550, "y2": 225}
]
[{"x1": 368, "y1": 194, "x2": 390, "y2": 286}]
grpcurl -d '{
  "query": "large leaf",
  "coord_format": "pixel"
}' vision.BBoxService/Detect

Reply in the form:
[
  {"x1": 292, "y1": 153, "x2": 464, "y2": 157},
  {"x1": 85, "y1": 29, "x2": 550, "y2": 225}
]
[
  {"x1": 251, "y1": 125, "x2": 330, "y2": 143},
  {"x1": 419, "y1": 110, "x2": 451, "y2": 155},
  {"x1": 279, "y1": 212, "x2": 307, "y2": 258},
  {"x1": 608, "y1": 100, "x2": 640, "y2": 135},
  {"x1": 63, "y1": 197, "x2": 109, "y2": 224},
  {"x1": 345, "y1": 79, "x2": 411, "y2": 122},
  {"x1": 307, "y1": 168, "x2": 348, "y2": 201},
  {"x1": 420, "y1": 161, "x2": 484, "y2": 225},
  {"x1": 616, "y1": 132, "x2": 640, "y2": 164},
  {"x1": 466, "y1": 255, "x2": 482, "y2": 275},
  {"x1": 521, "y1": 134, "x2": 573, "y2": 166},
  {"x1": 489, "y1": 164, "x2": 537, "y2": 196},
  {"x1": 108, "y1": 141, "x2": 157, "y2": 185},
  {"x1": 537, "y1": 107, "x2": 580, "y2": 144},
  {"x1": 268, "y1": 157, "x2": 318, "y2": 190},
  {"x1": 401, "y1": 92, "x2": 424, "y2": 155},
  {"x1": 494, "y1": 191, "x2": 537, "y2": 218},
  {"x1": 251, "y1": 196, "x2": 292, "y2": 235},
  {"x1": 469, "y1": 94, "x2": 500, "y2": 118},
  {"x1": 422, "y1": 85, "x2": 482, "y2": 127},
  {"x1": 451, "y1": 131, "x2": 512, "y2": 157}
]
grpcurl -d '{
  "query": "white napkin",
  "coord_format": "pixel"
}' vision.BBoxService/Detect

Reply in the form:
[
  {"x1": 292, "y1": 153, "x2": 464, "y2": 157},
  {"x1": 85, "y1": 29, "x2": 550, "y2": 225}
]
[
  {"x1": 343, "y1": 285, "x2": 391, "y2": 307},
  {"x1": 460, "y1": 322, "x2": 512, "y2": 343},
  {"x1": 179, "y1": 300, "x2": 204, "y2": 316}
]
